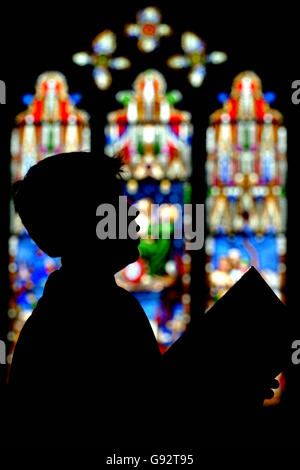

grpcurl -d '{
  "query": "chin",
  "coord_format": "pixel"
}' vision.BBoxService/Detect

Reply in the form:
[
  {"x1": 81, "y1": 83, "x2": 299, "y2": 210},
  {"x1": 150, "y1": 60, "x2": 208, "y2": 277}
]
[{"x1": 114, "y1": 245, "x2": 140, "y2": 273}]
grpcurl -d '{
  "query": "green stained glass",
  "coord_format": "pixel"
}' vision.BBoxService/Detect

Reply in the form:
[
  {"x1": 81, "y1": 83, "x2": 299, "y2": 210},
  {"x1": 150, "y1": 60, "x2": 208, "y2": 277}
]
[
  {"x1": 96, "y1": 55, "x2": 109, "y2": 67},
  {"x1": 166, "y1": 90, "x2": 182, "y2": 106},
  {"x1": 139, "y1": 237, "x2": 172, "y2": 276},
  {"x1": 137, "y1": 141, "x2": 144, "y2": 154},
  {"x1": 191, "y1": 52, "x2": 201, "y2": 65},
  {"x1": 243, "y1": 127, "x2": 250, "y2": 150},
  {"x1": 48, "y1": 128, "x2": 54, "y2": 152},
  {"x1": 184, "y1": 183, "x2": 192, "y2": 203}
]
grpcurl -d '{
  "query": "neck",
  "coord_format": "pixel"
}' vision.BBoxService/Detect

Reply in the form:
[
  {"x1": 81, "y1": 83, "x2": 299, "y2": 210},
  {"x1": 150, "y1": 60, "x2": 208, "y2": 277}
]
[{"x1": 60, "y1": 255, "x2": 116, "y2": 288}]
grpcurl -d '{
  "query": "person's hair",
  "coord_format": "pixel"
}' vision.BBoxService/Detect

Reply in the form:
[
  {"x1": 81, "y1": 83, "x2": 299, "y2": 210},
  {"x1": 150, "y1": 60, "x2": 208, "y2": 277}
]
[{"x1": 12, "y1": 152, "x2": 124, "y2": 257}]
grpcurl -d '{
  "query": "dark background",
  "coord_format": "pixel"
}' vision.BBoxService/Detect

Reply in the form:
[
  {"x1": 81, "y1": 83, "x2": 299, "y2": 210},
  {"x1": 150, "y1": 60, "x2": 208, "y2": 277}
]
[{"x1": 0, "y1": 1, "x2": 299, "y2": 442}]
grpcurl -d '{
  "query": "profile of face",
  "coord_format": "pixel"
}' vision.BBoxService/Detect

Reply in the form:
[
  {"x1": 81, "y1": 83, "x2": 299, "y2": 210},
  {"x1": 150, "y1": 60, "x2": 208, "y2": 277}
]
[{"x1": 13, "y1": 152, "x2": 141, "y2": 276}]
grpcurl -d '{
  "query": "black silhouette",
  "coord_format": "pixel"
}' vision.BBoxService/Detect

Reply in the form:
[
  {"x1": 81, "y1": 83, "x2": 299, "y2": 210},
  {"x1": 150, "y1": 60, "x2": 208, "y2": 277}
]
[
  {"x1": 162, "y1": 266, "x2": 291, "y2": 448},
  {"x1": 8, "y1": 152, "x2": 161, "y2": 448},
  {"x1": 8, "y1": 152, "x2": 291, "y2": 449}
]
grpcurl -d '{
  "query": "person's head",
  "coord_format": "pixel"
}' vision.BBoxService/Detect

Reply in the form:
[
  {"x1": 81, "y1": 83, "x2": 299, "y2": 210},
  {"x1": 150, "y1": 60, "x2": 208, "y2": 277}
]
[{"x1": 13, "y1": 152, "x2": 140, "y2": 275}]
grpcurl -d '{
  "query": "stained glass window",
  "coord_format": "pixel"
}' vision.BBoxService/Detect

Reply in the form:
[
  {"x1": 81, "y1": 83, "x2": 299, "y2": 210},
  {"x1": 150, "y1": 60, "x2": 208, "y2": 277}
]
[
  {"x1": 8, "y1": 72, "x2": 91, "y2": 363},
  {"x1": 105, "y1": 69, "x2": 193, "y2": 352},
  {"x1": 205, "y1": 71, "x2": 287, "y2": 404}
]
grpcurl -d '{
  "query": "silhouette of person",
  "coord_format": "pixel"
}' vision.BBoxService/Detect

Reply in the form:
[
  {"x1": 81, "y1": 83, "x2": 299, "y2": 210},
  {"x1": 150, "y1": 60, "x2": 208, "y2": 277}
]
[
  {"x1": 8, "y1": 152, "x2": 162, "y2": 448},
  {"x1": 7, "y1": 151, "x2": 292, "y2": 449}
]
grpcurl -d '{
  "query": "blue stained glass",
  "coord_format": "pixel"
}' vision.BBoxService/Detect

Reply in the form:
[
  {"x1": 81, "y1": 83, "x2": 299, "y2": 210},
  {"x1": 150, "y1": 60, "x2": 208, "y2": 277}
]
[
  {"x1": 70, "y1": 93, "x2": 82, "y2": 105},
  {"x1": 263, "y1": 91, "x2": 276, "y2": 104},
  {"x1": 262, "y1": 153, "x2": 273, "y2": 182},
  {"x1": 133, "y1": 292, "x2": 161, "y2": 321},
  {"x1": 170, "y1": 194, "x2": 180, "y2": 203},
  {"x1": 220, "y1": 154, "x2": 230, "y2": 183},
  {"x1": 173, "y1": 239, "x2": 183, "y2": 249},
  {"x1": 156, "y1": 194, "x2": 164, "y2": 203},
  {"x1": 14, "y1": 234, "x2": 61, "y2": 311},
  {"x1": 211, "y1": 233, "x2": 279, "y2": 272},
  {"x1": 22, "y1": 94, "x2": 34, "y2": 106},
  {"x1": 217, "y1": 92, "x2": 229, "y2": 104}
]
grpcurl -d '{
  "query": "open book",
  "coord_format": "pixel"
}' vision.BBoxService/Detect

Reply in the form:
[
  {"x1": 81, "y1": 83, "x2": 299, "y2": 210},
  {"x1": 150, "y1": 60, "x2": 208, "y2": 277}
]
[{"x1": 162, "y1": 266, "x2": 291, "y2": 445}]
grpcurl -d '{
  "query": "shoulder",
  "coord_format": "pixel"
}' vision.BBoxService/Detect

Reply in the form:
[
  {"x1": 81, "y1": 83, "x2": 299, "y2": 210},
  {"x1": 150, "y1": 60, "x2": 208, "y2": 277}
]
[
  {"x1": 113, "y1": 285, "x2": 152, "y2": 328},
  {"x1": 114, "y1": 286, "x2": 161, "y2": 351}
]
